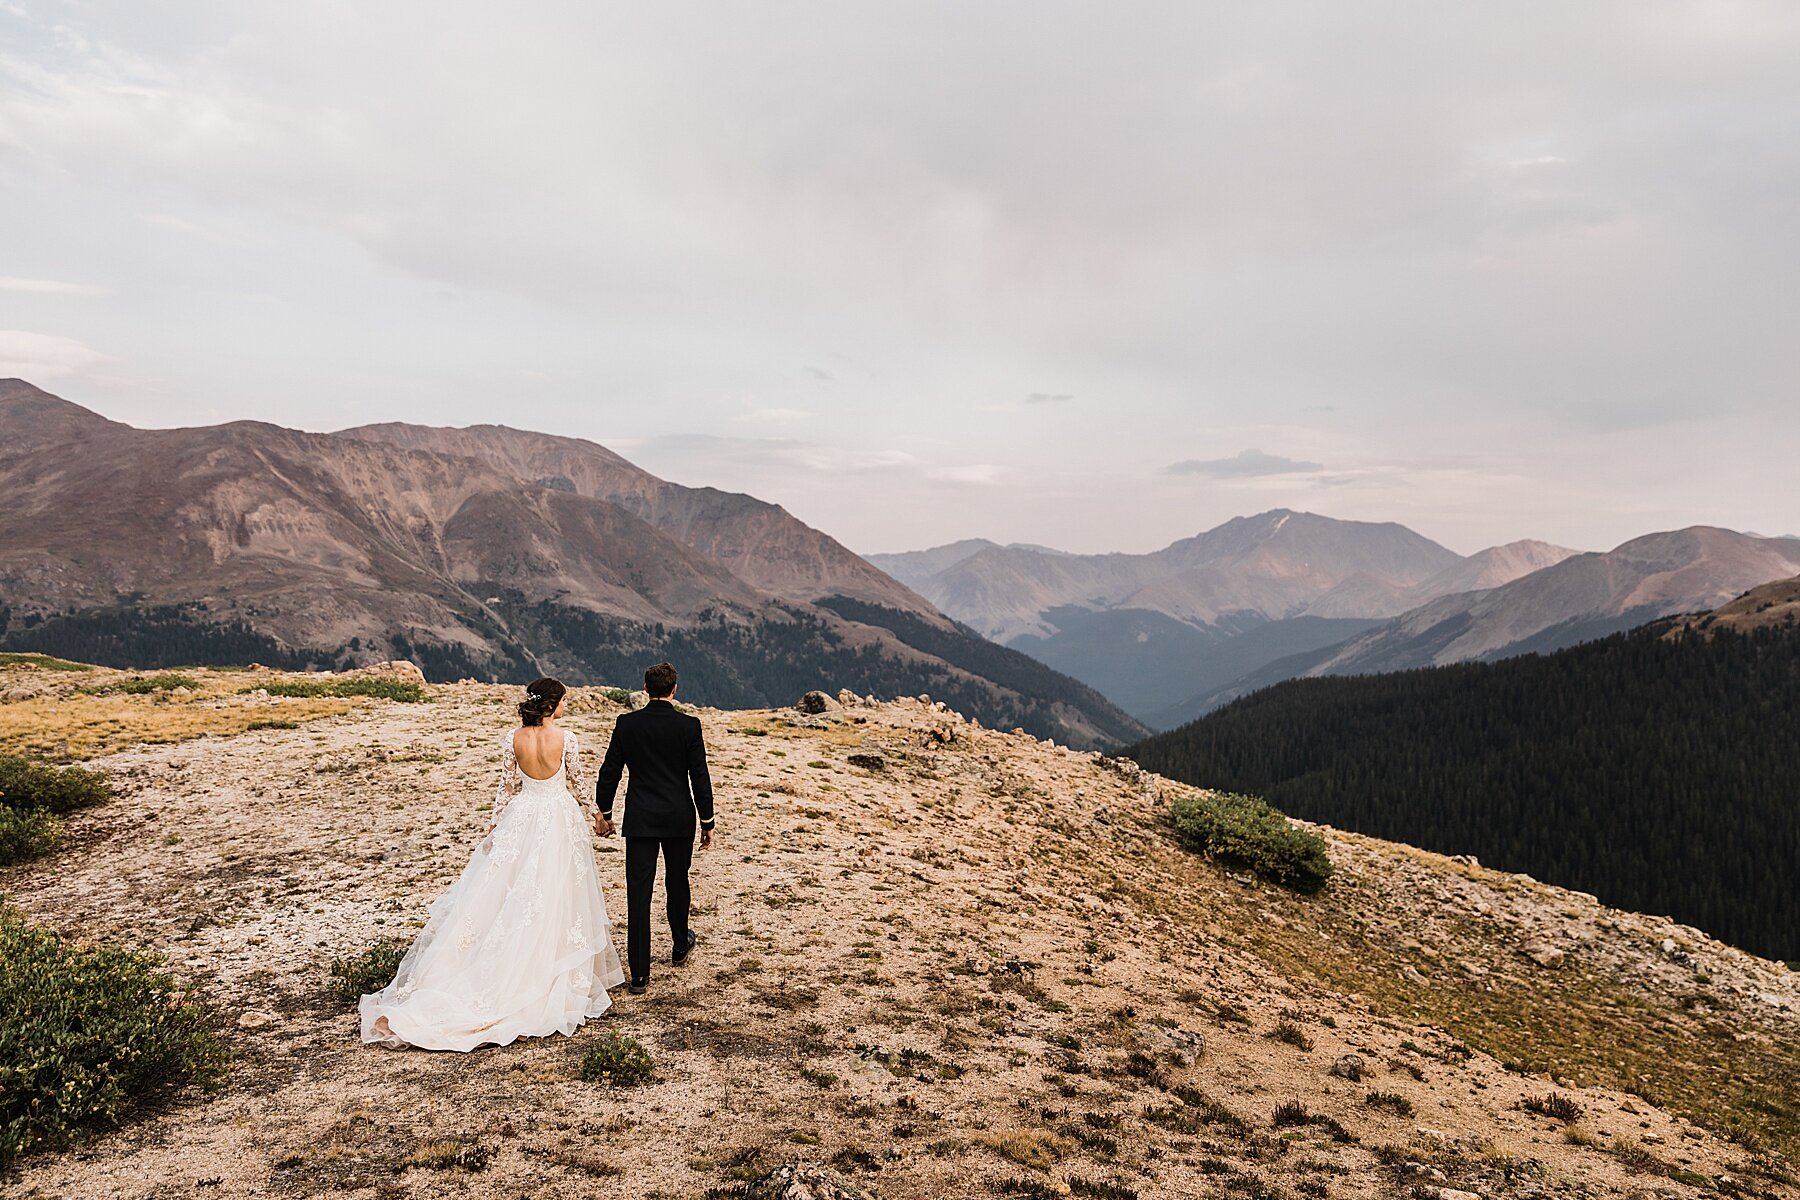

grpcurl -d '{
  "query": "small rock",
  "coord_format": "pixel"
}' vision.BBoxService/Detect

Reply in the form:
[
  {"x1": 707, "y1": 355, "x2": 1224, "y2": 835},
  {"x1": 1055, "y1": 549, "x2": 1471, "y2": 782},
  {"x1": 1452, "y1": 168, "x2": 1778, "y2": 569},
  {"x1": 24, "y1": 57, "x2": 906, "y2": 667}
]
[
  {"x1": 846, "y1": 753, "x2": 885, "y2": 771},
  {"x1": 734, "y1": 1163, "x2": 873, "y2": 1199},
  {"x1": 1435, "y1": 1189, "x2": 1483, "y2": 1200},
  {"x1": 1329, "y1": 1053, "x2": 1366, "y2": 1082},
  {"x1": 796, "y1": 690, "x2": 844, "y2": 716},
  {"x1": 1519, "y1": 939, "x2": 1565, "y2": 969},
  {"x1": 238, "y1": 1010, "x2": 277, "y2": 1030}
]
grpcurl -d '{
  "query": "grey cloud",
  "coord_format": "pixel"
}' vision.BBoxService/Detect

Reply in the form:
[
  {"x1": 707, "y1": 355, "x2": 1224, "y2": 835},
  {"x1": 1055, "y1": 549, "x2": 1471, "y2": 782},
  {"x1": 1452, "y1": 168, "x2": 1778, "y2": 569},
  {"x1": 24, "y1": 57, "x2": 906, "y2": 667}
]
[
  {"x1": 1167, "y1": 449, "x2": 1326, "y2": 478},
  {"x1": 0, "y1": 1, "x2": 1795, "y2": 553}
]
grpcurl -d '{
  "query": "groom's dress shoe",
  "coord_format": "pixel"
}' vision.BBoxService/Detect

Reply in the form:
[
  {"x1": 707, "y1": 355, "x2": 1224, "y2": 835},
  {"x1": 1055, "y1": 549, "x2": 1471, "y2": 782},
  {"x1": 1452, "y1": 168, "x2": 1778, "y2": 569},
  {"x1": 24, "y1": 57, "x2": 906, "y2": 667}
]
[
  {"x1": 627, "y1": 977, "x2": 649, "y2": 995},
  {"x1": 672, "y1": 929, "x2": 698, "y2": 967}
]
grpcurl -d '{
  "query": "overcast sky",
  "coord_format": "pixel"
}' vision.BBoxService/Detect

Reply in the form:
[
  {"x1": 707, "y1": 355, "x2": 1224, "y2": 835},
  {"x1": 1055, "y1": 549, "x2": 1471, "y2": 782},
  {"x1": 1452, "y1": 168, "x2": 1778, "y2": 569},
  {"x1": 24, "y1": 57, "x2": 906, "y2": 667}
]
[{"x1": 3, "y1": 2, "x2": 1797, "y2": 555}]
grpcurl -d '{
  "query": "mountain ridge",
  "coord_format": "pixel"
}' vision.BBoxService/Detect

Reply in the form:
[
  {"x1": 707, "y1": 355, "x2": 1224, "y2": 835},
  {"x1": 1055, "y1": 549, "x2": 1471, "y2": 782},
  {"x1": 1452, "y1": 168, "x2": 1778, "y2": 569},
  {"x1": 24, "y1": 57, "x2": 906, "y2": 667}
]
[{"x1": 0, "y1": 380, "x2": 1146, "y2": 748}]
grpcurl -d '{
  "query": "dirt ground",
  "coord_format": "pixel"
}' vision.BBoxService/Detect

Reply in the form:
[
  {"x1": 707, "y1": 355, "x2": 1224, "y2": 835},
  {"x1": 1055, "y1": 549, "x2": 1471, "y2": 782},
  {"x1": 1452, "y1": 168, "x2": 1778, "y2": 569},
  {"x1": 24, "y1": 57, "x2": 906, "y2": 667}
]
[{"x1": 3, "y1": 672, "x2": 1796, "y2": 1200}]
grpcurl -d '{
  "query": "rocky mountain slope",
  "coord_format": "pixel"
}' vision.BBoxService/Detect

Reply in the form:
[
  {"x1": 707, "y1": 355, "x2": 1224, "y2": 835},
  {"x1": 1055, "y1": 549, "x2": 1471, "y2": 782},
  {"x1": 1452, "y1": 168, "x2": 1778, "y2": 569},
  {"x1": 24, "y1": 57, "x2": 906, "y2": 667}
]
[
  {"x1": 1155, "y1": 528, "x2": 1800, "y2": 724},
  {"x1": 2, "y1": 658, "x2": 1795, "y2": 1199},
  {"x1": 1127, "y1": 598, "x2": 1800, "y2": 963},
  {"x1": 0, "y1": 379, "x2": 1144, "y2": 749},
  {"x1": 872, "y1": 514, "x2": 1575, "y2": 726},
  {"x1": 1664, "y1": 573, "x2": 1800, "y2": 638},
  {"x1": 1305, "y1": 527, "x2": 1800, "y2": 677}
]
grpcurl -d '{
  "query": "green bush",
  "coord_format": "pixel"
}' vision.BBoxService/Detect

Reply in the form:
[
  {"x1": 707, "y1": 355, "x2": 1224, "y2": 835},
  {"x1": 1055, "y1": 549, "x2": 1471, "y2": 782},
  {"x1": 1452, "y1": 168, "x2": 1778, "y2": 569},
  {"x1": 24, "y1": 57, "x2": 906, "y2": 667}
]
[
  {"x1": 0, "y1": 906, "x2": 229, "y2": 1169},
  {"x1": 600, "y1": 687, "x2": 634, "y2": 705},
  {"x1": 328, "y1": 942, "x2": 409, "y2": 1004},
  {"x1": 0, "y1": 653, "x2": 90, "y2": 672},
  {"x1": 250, "y1": 677, "x2": 427, "y2": 703},
  {"x1": 0, "y1": 806, "x2": 62, "y2": 865},
  {"x1": 578, "y1": 1029, "x2": 654, "y2": 1087},
  {"x1": 1166, "y1": 791, "x2": 1333, "y2": 893},
  {"x1": 115, "y1": 673, "x2": 200, "y2": 694},
  {"x1": 0, "y1": 756, "x2": 114, "y2": 816}
]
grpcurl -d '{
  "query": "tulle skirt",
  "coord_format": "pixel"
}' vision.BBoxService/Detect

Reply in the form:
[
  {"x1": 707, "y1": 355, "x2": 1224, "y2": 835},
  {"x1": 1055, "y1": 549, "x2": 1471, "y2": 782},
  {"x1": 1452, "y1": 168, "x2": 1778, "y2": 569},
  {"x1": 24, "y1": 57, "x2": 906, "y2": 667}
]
[{"x1": 360, "y1": 784, "x2": 626, "y2": 1052}]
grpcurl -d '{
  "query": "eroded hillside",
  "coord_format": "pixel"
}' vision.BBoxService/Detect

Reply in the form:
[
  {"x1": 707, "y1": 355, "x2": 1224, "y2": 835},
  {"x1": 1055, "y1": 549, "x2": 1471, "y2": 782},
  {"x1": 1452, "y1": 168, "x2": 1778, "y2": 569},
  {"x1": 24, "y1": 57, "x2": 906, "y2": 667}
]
[{"x1": 2, "y1": 662, "x2": 1796, "y2": 1199}]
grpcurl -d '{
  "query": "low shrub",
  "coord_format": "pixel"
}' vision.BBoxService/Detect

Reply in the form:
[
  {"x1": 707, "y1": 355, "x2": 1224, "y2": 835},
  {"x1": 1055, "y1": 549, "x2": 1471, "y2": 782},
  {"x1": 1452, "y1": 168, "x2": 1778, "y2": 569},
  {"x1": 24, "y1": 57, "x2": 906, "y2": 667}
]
[
  {"x1": 252, "y1": 677, "x2": 427, "y2": 703},
  {"x1": 578, "y1": 1029, "x2": 655, "y2": 1087},
  {"x1": 0, "y1": 755, "x2": 113, "y2": 816},
  {"x1": 115, "y1": 673, "x2": 201, "y2": 694},
  {"x1": 1363, "y1": 1090, "x2": 1414, "y2": 1117},
  {"x1": 1522, "y1": 1092, "x2": 1584, "y2": 1123},
  {"x1": 0, "y1": 653, "x2": 90, "y2": 672},
  {"x1": 0, "y1": 755, "x2": 112, "y2": 866},
  {"x1": 1266, "y1": 1020, "x2": 1315, "y2": 1051},
  {"x1": 0, "y1": 905, "x2": 229, "y2": 1169},
  {"x1": 328, "y1": 942, "x2": 409, "y2": 1004},
  {"x1": 1166, "y1": 791, "x2": 1334, "y2": 893},
  {"x1": 600, "y1": 688, "x2": 634, "y2": 705},
  {"x1": 0, "y1": 806, "x2": 62, "y2": 865}
]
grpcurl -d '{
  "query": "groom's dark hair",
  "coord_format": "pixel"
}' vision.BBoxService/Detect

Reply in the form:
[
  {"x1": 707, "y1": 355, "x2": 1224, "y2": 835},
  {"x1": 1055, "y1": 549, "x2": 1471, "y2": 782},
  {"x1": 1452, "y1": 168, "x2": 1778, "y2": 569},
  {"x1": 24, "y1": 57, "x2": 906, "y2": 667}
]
[{"x1": 644, "y1": 661, "x2": 678, "y2": 698}]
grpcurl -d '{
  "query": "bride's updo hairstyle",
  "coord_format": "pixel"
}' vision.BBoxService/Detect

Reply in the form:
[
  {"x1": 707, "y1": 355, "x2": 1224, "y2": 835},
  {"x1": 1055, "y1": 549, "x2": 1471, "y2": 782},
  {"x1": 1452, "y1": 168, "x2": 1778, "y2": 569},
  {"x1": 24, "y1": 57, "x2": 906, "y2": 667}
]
[{"x1": 518, "y1": 677, "x2": 567, "y2": 726}]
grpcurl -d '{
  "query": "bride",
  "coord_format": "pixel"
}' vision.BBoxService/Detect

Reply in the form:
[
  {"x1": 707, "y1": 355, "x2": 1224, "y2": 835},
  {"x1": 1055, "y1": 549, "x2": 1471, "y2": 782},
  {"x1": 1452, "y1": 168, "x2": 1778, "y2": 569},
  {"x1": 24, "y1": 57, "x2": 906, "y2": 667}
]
[{"x1": 361, "y1": 677, "x2": 626, "y2": 1051}]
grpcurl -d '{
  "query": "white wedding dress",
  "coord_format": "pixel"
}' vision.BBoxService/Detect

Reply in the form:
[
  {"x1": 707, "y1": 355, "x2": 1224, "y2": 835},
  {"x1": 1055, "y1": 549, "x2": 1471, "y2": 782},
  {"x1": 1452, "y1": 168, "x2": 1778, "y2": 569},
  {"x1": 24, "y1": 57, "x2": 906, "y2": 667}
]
[{"x1": 360, "y1": 728, "x2": 626, "y2": 1051}]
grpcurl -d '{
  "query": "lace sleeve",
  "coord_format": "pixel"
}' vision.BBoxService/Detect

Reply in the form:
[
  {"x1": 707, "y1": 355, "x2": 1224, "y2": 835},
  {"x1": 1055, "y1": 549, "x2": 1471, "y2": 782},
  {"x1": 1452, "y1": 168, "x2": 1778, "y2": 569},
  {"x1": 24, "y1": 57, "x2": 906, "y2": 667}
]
[
  {"x1": 564, "y1": 732, "x2": 594, "y2": 812},
  {"x1": 492, "y1": 730, "x2": 520, "y2": 828}
]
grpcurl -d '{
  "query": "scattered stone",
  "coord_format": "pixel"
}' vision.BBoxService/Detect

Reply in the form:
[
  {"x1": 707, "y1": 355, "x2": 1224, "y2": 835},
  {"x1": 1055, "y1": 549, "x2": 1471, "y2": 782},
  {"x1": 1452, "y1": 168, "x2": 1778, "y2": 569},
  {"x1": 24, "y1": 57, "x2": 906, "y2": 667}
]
[
  {"x1": 1329, "y1": 1053, "x2": 1366, "y2": 1082},
  {"x1": 733, "y1": 1163, "x2": 872, "y2": 1200},
  {"x1": 237, "y1": 1010, "x2": 277, "y2": 1030},
  {"x1": 796, "y1": 691, "x2": 844, "y2": 716}
]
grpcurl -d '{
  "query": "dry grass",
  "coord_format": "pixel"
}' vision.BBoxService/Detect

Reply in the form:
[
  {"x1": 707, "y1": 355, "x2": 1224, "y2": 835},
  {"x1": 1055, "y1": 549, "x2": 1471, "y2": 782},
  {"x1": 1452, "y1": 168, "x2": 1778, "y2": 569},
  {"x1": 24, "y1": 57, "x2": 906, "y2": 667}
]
[
  {"x1": 0, "y1": 693, "x2": 353, "y2": 759},
  {"x1": 978, "y1": 1130, "x2": 1075, "y2": 1171}
]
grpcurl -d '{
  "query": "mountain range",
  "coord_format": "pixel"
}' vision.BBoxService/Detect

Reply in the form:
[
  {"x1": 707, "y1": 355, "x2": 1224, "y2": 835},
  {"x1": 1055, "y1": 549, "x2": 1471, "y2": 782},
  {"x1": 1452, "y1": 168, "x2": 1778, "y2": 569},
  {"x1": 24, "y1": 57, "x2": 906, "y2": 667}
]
[
  {"x1": 876, "y1": 514, "x2": 1800, "y2": 728},
  {"x1": 871, "y1": 513, "x2": 1581, "y2": 724},
  {"x1": 0, "y1": 379, "x2": 1146, "y2": 749},
  {"x1": 1184, "y1": 525, "x2": 1800, "y2": 723}
]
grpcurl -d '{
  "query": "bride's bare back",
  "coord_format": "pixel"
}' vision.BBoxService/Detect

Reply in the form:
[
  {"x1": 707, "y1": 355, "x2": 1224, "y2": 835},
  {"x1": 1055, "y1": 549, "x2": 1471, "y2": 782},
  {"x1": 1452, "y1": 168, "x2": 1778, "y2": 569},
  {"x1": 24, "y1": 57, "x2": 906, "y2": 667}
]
[{"x1": 512, "y1": 724, "x2": 567, "y2": 781}]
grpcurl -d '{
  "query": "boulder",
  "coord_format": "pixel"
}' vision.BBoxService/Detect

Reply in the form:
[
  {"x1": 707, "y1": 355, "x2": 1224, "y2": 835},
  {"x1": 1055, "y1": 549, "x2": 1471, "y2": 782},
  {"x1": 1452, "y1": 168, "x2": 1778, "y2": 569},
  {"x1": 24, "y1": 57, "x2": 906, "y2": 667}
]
[
  {"x1": 237, "y1": 1010, "x2": 277, "y2": 1030},
  {"x1": 1329, "y1": 1053, "x2": 1365, "y2": 1082},
  {"x1": 796, "y1": 691, "x2": 844, "y2": 716}
]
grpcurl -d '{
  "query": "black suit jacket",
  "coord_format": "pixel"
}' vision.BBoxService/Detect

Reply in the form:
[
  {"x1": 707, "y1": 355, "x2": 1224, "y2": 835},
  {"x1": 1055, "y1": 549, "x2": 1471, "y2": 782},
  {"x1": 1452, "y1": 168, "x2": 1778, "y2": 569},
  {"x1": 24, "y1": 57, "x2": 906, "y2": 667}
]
[{"x1": 596, "y1": 699, "x2": 715, "y2": 839}]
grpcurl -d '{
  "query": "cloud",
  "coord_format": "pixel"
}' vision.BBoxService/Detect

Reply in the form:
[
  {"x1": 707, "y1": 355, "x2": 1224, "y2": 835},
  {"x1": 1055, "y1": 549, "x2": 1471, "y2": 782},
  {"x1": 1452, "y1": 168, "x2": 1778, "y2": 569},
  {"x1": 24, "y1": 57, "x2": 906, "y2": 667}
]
[
  {"x1": 0, "y1": 330, "x2": 105, "y2": 379},
  {"x1": 640, "y1": 433, "x2": 916, "y2": 476},
  {"x1": 0, "y1": 276, "x2": 109, "y2": 296},
  {"x1": 731, "y1": 407, "x2": 812, "y2": 425},
  {"x1": 1025, "y1": 392, "x2": 1073, "y2": 404},
  {"x1": 1167, "y1": 448, "x2": 1326, "y2": 478},
  {"x1": 804, "y1": 364, "x2": 834, "y2": 382},
  {"x1": 927, "y1": 463, "x2": 1008, "y2": 486}
]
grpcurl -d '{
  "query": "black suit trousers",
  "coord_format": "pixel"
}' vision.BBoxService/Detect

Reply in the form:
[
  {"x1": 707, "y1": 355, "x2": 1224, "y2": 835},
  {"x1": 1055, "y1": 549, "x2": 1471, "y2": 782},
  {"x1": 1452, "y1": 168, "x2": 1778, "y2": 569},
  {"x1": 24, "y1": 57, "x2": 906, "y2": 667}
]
[{"x1": 624, "y1": 834, "x2": 692, "y2": 981}]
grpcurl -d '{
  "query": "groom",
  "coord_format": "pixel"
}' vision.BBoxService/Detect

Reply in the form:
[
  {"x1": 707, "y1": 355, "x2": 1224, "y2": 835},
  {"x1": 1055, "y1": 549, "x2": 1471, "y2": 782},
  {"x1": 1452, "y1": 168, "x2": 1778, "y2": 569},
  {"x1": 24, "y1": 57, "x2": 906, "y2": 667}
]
[{"x1": 595, "y1": 661, "x2": 715, "y2": 994}]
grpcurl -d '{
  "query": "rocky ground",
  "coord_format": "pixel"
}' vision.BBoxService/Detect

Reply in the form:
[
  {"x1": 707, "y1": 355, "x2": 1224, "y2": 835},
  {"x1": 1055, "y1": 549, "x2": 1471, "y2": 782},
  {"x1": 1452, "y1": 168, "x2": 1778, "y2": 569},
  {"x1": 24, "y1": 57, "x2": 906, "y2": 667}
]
[{"x1": 2, "y1": 663, "x2": 1796, "y2": 1200}]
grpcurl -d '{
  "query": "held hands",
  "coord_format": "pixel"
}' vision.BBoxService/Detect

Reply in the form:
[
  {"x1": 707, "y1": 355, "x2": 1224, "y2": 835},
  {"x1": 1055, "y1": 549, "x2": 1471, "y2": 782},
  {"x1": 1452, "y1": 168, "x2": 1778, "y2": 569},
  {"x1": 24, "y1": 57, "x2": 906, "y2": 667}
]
[
  {"x1": 592, "y1": 813, "x2": 616, "y2": 838},
  {"x1": 699, "y1": 827, "x2": 713, "y2": 851}
]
